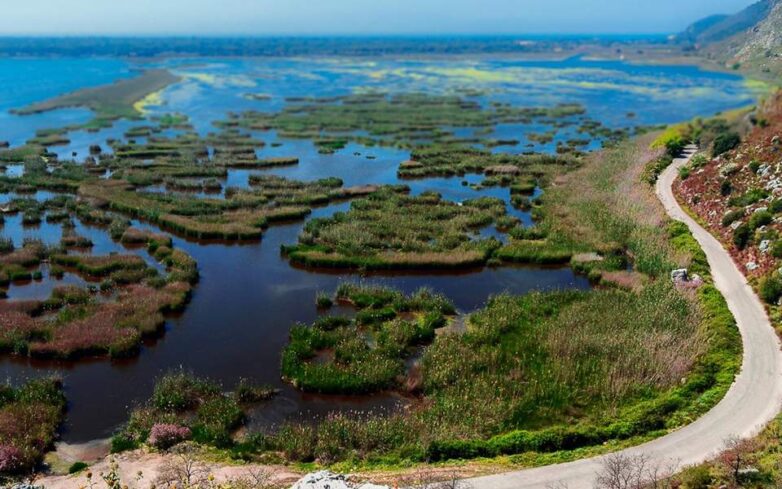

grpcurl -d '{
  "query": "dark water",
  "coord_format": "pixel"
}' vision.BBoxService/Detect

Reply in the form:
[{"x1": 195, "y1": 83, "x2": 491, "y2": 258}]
[{"x1": 0, "y1": 54, "x2": 760, "y2": 441}]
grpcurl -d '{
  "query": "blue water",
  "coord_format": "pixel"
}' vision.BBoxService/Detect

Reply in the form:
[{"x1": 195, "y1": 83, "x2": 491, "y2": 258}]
[{"x1": 0, "y1": 58, "x2": 134, "y2": 147}]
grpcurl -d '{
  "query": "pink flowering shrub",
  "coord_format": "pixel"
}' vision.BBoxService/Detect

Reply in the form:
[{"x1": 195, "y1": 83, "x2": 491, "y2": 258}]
[
  {"x1": 148, "y1": 423, "x2": 191, "y2": 449},
  {"x1": 0, "y1": 445, "x2": 23, "y2": 473}
]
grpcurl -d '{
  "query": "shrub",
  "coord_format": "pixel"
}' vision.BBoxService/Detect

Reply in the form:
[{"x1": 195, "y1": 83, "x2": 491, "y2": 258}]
[
  {"x1": 720, "y1": 180, "x2": 732, "y2": 196},
  {"x1": 0, "y1": 238, "x2": 13, "y2": 254},
  {"x1": 749, "y1": 210, "x2": 773, "y2": 230},
  {"x1": 233, "y1": 378, "x2": 278, "y2": 402},
  {"x1": 678, "y1": 465, "x2": 713, "y2": 489},
  {"x1": 760, "y1": 275, "x2": 782, "y2": 304},
  {"x1": 733, "y1": 224, "x2": 752, "y2": 250},
  {"x1": 110, "y1": 432, "x2": 140, "y2": 453},
  {"x1": 148, "y1": 423, "x2": 191, "y2": 449},
  {"x1": 68, "y1": 461, "x2": 89, "y2": 474},
  {"x1": 712, "y1": 132, "x2": 741, "y2": 156},
  {"x1": 0, "y1": 445, "x2": 24, "y2": 473},
  {"x1": 769, "y1": 199, "x2": 782, "y2": 214},
  {"x1": 721, "y1": 209, "x2": 744, "y2": 227},
  {"x1": 728, "y1": 188, "x2": 768, "y2": 207}
]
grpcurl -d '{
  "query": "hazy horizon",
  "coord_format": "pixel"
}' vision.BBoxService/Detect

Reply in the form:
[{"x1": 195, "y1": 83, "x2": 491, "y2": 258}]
[{"x1": 0, "y1": 0, "x2": 759, "y2": 36}]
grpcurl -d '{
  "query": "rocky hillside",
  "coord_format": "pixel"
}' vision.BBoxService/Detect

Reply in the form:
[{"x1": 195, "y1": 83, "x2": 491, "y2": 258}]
[
  {"x1": 675, "y1": 0, "x2": 774, "y2": 46},
  {"x1": 680, "y1": 0, "x2": 782, "y2": 77},
  {"x1": 675, "y1": 91, "x2": 782, "y2": 303}
]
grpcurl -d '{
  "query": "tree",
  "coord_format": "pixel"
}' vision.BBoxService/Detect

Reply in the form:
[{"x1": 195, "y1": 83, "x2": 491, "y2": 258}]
[
  {"x1": 595, "y1": 453, "x2": 678, "y2": 489},
  {"x1": 718, "y1": 436, "x2": 758, "y2": 487}
]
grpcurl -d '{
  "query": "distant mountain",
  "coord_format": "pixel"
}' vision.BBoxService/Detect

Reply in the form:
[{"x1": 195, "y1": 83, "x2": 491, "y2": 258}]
[
  {"x1": 678, "y1": 0, "x2": 782, "y2": 77},
  {"x1": 675, "y1": 0, "x2": 775, "y2": 46}
]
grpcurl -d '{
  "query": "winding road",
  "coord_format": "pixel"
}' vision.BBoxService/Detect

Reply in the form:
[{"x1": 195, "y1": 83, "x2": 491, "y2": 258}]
[{"x1": 466, "y1": 147, "x2": 782, "y2": 488}]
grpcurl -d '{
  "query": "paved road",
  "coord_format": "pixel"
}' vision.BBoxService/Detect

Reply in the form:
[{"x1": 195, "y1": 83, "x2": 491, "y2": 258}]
[{"x1": 466, "y1": 147, "x2": 782, "y2": 488}]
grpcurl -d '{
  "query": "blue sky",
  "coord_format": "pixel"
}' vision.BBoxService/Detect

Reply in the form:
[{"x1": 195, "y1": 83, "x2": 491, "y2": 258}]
[{"x1": 0, "y1": 0, "x2": 759, "y2": 35}]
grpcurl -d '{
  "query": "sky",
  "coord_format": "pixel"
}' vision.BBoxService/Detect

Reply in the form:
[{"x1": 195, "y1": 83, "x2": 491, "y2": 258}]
[{"x1": 0, "y1": 0, "x2": 761, "y2": 36}]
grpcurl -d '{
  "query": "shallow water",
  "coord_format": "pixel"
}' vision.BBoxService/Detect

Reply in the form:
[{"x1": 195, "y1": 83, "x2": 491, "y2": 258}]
[{"x1": 0, "y1": 54, "x2": 759, "y2": 441}]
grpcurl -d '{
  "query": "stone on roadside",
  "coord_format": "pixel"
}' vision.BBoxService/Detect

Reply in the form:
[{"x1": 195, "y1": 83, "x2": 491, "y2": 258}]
[{"x1": 290, "y1": 471, "x2": 389, "y2": 489}]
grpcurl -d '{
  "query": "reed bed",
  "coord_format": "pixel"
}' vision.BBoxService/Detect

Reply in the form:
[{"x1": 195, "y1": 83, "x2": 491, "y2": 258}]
[
  {"x1": 283, "y1": 188, "x2": 505, "y2": 270},
  {"x1": 281, "y1": 284, "x2": 454, "y2": 394}
]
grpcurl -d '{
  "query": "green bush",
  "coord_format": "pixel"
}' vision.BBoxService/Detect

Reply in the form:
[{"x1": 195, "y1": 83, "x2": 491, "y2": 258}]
[
  {"x1": 110, "y1": 432, "x2": 140, "y2": 453},
  {"x1": 749, "y1": 210, "x2": 773, "y2": 230},
  {"x1": 68, "y1": 462, "x2": 88, "y2": 474},
  {"x1": 712, "y1": 132, "x2": 741, "y2": 156},
  {"x1": 677, "y1": 464, "x2": 713, "y2": 488},
  {"x1": 760, "y1": 275, "x2": 782, "y2": 304},
  {"x1": 315, "y1": 291, "x2": 333, "y2": 309},
  {"x1": 728, "y1": 188, "x2": 769, "y2": 207},
  {"x1": 733, "y1": 224, "x2": 752, "y2": 249},
  {"x1": 721, "y1": 209, "x2": 744, "y2": 227},
  {"x1": 720, "y1": 180, "x2": 732, "y2": 196}
]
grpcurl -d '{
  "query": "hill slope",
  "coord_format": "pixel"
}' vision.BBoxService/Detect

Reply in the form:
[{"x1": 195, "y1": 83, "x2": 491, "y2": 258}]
[
  {"x1": 675, "y1": 0, "x2": 773, "y2": 46},
  {"x1": 680, "y1": 0, "x2": 782, "y2": 77}
]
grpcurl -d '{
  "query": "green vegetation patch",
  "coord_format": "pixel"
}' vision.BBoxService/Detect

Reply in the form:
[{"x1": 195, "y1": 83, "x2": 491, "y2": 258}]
[
  {"x1": 283, "y1": 188, "x2": 506, "y2": 270},
  {"x1": 281, "y1": 284, "x2": 454, "y2": 394},
  {"x1": 399, "y1": 145, "x2": 578, "y2": 183},
  {"x1": 218, "y1": 92, "x2": 594, "y2": 151},
  {"x1": 112, "y1": 371, "x2": 276, "y2": 451}
]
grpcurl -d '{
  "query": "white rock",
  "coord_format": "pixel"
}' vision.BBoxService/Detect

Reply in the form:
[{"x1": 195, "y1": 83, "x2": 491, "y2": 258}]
[
  {"x1": 761, "y1": 240, "x2": 771, "y2": 253},
  {"x1": 730, "y1": 220, "x2": 744, "y2": 230},
  {"x1": 747, "y1": 262, "x2": 759, "y2": 271},
  {"x1": 671, "y1": 269, "x2": 688, "y2": 282},
  {"x1": 290, "y1": 471, "x2": 390, "y2": 489}
]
